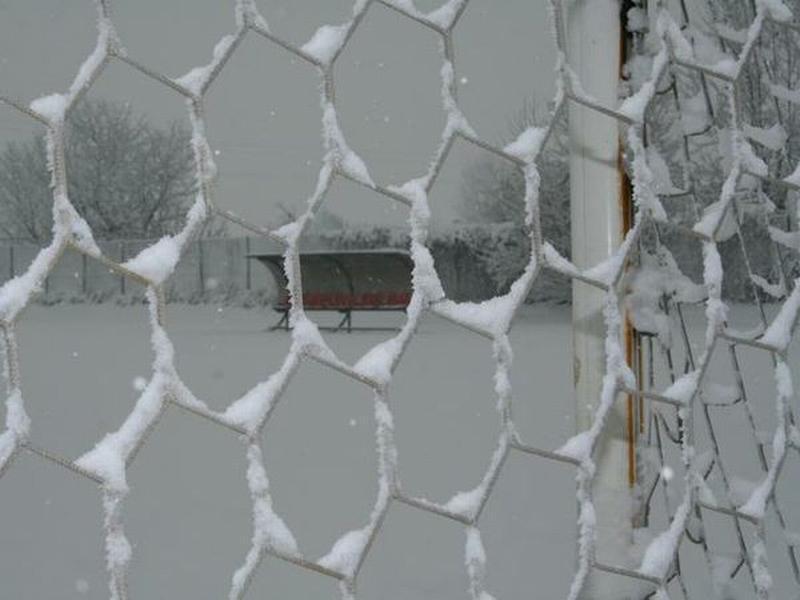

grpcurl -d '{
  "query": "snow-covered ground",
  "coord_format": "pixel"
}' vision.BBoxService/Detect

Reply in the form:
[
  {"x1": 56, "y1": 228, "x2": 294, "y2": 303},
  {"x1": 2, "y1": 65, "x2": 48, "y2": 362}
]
[{"x1": 0, "y1": 303, "x2": 797, "y2": 599}]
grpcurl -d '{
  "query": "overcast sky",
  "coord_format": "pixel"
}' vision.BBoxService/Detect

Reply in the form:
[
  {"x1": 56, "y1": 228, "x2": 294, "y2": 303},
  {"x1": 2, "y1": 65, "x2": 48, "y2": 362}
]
[{"x1": 0, "y1": 1, "x2": 557, "y2": 231}]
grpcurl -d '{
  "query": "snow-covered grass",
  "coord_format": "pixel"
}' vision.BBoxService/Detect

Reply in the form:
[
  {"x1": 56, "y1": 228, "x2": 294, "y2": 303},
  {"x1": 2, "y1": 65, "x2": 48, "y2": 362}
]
[
  {"x1": 0, "y1": 303, "x2": 575, "y2": 599},
  {"x1": 0, "y1": 302, "x2": 797, "y2": 599}
]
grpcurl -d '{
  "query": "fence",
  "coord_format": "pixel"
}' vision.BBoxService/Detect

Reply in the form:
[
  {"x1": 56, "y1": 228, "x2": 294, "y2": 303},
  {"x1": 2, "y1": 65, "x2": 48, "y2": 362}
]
[
  {"x1": 0, "y1": 230, "x2": 568, "y2": 305},
  {"x1": 1, "y1": 225, "x2": 788, "y2": 306},
  {"x1": 0, "y1": 236, "x2": 274, "y2": 304}
]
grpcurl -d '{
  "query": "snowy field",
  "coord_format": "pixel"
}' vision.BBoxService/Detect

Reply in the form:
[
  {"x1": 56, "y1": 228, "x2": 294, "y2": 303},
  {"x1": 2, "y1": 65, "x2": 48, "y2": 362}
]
[{"x1": 0, "y1": 302, "x2": 798, "y2": 599}]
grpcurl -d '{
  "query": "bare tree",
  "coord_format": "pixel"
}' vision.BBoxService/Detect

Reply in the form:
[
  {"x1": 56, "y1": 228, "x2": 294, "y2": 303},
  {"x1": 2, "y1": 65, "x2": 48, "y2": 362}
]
[
  {"x1": 459, "y1": 100, "x2": 570, "y2": 293},
  {"x1": 0, "y1": 99, "x2": 198, "y2": 242},
  {"x1": 460, "y1": 100, "x2": 570, "y2": 250}
]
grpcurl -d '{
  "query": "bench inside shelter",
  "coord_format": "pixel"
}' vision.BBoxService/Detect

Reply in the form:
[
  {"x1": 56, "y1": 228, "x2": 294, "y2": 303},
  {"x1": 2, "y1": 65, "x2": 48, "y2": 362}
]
[{"x1": 249, "y1": 250, "x2": 413, "y2": 332}]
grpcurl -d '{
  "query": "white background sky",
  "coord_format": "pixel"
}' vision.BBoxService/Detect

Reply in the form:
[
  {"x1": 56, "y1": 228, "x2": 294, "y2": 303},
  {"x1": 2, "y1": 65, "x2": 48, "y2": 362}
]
[{"x1": 0, "y1": 1, "x2": 557, "y2": 231}]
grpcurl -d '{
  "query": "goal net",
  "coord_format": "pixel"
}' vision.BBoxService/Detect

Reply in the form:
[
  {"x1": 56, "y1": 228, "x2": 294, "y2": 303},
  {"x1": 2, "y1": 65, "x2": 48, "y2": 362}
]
[{"x1": 0, "y1": 0, "x2": 798, "y2": 599}]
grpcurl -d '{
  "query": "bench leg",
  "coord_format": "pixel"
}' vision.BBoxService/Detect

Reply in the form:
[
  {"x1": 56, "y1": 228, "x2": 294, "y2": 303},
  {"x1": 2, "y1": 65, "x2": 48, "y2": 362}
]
[
  {"x1": 270, "y1": 311, "x2": 289, "y2": 331},
  {"x1": 335, "y1": 311, "x2": 352, "y2": 333}
]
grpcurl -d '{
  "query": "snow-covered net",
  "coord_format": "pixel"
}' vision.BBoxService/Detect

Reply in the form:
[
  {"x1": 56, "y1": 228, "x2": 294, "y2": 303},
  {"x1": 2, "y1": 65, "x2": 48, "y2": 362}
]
[{"x1": 0, "y1": 0, "x2": 799, "y2": 598}]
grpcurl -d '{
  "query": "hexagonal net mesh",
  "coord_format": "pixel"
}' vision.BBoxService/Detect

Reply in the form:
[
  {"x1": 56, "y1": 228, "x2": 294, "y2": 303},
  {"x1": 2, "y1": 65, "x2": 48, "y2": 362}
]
[{"x1": 0, "y1": 0, "x2": 799, "y2": 598}]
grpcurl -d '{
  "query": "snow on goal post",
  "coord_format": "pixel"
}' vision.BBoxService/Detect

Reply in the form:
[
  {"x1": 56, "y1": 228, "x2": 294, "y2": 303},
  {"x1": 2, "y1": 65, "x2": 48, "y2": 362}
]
[{"x1": 0, "y1": 0, "x2": 799, "y2": 599}]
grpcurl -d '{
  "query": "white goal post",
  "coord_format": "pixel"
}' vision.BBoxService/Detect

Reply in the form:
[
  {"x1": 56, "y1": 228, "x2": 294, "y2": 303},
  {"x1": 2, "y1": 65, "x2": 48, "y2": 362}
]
[{"x1": 567, "y1": 0, "x2": 637, "y2": 594}]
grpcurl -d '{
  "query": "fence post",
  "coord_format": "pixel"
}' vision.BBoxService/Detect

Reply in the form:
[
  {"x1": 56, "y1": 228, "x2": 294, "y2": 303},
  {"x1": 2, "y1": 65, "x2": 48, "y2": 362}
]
[
  {"x1": 9, "y1": 245, "x2": 14, "y2": 280},
  {"x1": 245, "y1": 236, "x2": 252, "y2": 291},
  {"x1": 119, "y1": 240, "x2": 126, "y2": 296},
  {"x1": 81, "y1": 252, "x2": 88, "y2": 295},
  {"x1": 198, "y1": 238, "x2": 205, "y2": 297}
]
